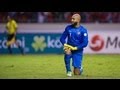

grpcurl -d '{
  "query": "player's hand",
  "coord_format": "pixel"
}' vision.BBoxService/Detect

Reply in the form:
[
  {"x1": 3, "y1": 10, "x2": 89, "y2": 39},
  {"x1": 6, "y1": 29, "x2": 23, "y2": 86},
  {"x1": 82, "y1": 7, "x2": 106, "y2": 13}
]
[
  {"x1": 63, "y1": 45, "x2": 72, "y2": 55},
  {"x1": 64, "y1": 44, "x2": 78, "y2": 51}
]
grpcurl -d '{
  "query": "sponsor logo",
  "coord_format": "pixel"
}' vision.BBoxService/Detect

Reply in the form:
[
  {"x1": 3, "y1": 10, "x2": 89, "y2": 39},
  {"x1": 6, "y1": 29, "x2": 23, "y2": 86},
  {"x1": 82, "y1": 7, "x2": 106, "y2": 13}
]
[
  {"x1": 90, "y1": 35, "x2": 104, "y2": 51},
  {"x1": 0, "y1": 37, "x2": 25, "y2": 49},
  {"x1": 32, "y1": 36, "x2": 62, "y2": 52},
  {"x1": 32, "y1": 36, "x2": 47, "y2": 52}
]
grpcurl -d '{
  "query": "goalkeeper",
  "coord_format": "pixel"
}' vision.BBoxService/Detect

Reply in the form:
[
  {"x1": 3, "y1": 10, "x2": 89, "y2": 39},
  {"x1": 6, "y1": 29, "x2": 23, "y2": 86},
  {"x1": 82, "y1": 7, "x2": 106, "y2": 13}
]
[{"x1": 60, "y1": 13, "x2": 88, "y2": 76}]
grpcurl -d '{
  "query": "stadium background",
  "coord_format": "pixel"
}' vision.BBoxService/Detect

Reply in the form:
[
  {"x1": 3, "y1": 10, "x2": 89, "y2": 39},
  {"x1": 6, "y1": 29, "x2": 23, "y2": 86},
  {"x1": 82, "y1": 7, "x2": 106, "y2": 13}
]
[{"x1": 0, "y1": 12, "x2": 120, "y2": 54}]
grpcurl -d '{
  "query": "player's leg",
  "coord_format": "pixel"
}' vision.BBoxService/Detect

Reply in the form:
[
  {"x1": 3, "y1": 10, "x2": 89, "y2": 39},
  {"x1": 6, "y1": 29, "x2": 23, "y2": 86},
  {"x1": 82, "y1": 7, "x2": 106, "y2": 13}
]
[
  {"x1": 6, "y1": 34, "x2": 14, "y2": 54},
  {"x1": 64, "y1": 54, "x2": 72, "y2": 76},
  {"x1": 72, "y1": 53, "x2": 83, "y2": 75},
  {"x1": 14, "y1": 35, "x2": 25, "y2": 55},
  {"x1": 7, "y1": 45, "x2": 12, "y2": 54}
]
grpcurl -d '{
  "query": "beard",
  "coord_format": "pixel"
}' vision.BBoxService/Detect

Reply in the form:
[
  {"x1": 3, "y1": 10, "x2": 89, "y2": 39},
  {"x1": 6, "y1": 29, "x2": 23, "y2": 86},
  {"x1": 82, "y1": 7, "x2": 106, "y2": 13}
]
[{"x1": 72, "y1": 22, "x2": 78, "y2": 27}]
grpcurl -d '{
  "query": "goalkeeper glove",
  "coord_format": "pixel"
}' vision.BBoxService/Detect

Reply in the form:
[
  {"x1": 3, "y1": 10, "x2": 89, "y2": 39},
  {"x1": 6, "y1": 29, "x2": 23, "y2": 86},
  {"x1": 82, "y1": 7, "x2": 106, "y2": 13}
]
[
  {"x1": 64, "y1": 44, "x2": 78, "y2": 51},
  {"x1": 63, "y1": 45, "x2": 71, "y2": 55}
]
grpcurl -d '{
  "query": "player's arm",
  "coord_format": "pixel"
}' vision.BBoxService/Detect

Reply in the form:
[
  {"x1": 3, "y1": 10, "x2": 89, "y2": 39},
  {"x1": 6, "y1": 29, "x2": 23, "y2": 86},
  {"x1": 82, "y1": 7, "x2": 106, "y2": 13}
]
[
  {"x1": 60, "y1": 27, "x2": 72, "y2": 54},
  {"x1": 60, "y1": 27, "x2": 68, "y2": 45},
  {"x1": 14, "y1": 20, "x2": 18, "y2": 31},
  {"x1": 76, "y1": 29, "x2": 88, "y2": 50},
  {"x1": 13, "y1": 20, "x2": 18, "y2": 34}
]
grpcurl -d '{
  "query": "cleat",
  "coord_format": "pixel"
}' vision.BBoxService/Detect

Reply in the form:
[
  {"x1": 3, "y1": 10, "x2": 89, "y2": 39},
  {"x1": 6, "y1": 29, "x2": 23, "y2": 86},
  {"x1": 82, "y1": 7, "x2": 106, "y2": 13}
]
[{"x1": 67, "y1": 71, "x2": 72, "y2": 77}]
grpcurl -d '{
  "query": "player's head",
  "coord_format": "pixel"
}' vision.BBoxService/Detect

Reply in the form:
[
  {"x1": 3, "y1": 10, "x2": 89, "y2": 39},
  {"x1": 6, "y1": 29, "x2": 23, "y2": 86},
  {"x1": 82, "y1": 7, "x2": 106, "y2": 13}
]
[
  {"x1": 7, "y1": 15, "x2": 13, "y2": 21},
  {"x1": 71, "y1": 13, "x2": 81, "y2": 26}
]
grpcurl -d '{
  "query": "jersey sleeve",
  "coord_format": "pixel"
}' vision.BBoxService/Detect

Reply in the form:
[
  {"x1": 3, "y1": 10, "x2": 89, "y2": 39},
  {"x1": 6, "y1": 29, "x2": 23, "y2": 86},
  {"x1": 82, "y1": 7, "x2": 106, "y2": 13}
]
[
  {"x1": 60, "y1": 26, "x2": 69, "y2": 45},
  {"x1": 77, "y1": 28, "x2": 88, "y2": 50},
  {"x1": 13, "y1": 20, "x2": 18, "y2": 29}
]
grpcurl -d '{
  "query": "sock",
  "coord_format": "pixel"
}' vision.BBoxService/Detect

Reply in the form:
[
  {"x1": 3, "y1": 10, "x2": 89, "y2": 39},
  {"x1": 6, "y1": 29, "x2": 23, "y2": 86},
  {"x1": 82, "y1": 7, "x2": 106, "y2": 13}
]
[
  {"x1": 8, "y1": 45, "x2": 12, "y2": 54},
  {"x1": 18, "y1": 45, "x2": 24, "y2": 54},
  {"x1": 15, "y1": 41, "x2": 24, "y2": 55}
]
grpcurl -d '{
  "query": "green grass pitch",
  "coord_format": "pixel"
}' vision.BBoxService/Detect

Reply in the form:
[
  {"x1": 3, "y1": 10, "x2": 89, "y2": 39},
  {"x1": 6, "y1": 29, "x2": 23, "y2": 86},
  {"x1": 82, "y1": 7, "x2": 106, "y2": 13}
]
[{"x1": 0, "y1": 54, "x2": 120, "y2": 79}]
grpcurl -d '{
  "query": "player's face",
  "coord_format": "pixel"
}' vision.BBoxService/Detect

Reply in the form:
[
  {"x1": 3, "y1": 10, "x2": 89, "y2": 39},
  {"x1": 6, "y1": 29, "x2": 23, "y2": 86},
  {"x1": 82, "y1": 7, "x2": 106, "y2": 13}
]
[
  {"x1": 7, "y1": 16, "x2": 11, "y2": 21},
  {"x1": 71, "y1": 14, "x2": 80, "y2": 26},
  {"x1": 71, "y1": 16, "x2": 78, "y2": 26}
]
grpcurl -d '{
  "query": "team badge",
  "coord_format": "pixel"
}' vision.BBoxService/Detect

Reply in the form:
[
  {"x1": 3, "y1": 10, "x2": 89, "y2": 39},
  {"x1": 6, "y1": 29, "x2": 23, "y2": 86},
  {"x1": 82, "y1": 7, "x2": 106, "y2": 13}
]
[{"x1": 84, "y1": 33, "x2": 87, "y2": 36}]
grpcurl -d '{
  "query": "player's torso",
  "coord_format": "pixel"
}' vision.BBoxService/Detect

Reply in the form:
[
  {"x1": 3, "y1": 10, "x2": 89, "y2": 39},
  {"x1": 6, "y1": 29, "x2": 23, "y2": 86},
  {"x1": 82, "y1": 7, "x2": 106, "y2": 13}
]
[
  {"x1": 67, "y1": 25, "x2": 84, "y2": 46},
  {"x1": 6, "y1": 20, "x2": 16, "y2": 34}
]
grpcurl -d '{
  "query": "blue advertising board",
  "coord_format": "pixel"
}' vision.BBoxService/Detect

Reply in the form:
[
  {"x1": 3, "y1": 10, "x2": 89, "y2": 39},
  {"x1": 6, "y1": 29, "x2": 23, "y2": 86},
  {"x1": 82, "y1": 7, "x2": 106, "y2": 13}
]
[{"x1": 0, "y1": 33, "x2": 64, "y2": 54}]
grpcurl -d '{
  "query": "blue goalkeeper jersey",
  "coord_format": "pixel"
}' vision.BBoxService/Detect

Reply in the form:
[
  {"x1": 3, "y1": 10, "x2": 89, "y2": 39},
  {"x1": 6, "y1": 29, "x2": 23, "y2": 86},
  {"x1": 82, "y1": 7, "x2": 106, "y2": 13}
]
[{"x1": 60, "y1": 24, "x2": 88, "y2": 52}]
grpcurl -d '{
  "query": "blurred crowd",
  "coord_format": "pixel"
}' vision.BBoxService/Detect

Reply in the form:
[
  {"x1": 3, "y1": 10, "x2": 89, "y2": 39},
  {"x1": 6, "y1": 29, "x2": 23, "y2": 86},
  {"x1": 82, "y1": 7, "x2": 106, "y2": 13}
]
[{"x1": 0, "y1": 12, "x2": 120, "y2": 23}]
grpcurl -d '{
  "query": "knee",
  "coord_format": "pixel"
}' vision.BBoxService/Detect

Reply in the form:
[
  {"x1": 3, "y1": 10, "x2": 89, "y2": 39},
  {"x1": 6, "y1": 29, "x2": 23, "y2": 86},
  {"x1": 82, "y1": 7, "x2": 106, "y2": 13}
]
[{"x1": 73, "y1": 67, "x2": 80, "y2": 75}]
